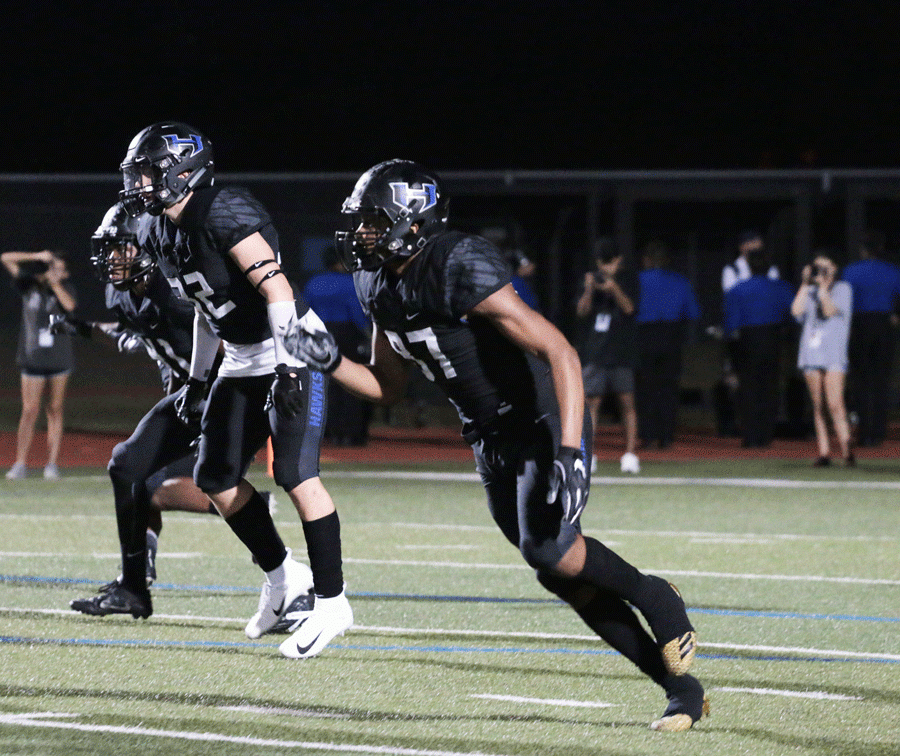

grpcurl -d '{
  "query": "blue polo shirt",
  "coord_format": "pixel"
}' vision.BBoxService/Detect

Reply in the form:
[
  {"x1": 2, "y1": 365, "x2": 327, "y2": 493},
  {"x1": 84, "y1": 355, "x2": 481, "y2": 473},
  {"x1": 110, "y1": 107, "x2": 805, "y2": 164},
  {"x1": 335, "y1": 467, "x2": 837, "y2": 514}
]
[
  {"x1": 302, "y1": 270, "x2": 368, "y2": 330},
  {"x1": 636, "y1": 268, "x2": 701, "y2": 324},
  {"x1": 842, "y1": 259, "x2": 900, "y2": 314},
  {"x1": 723, "y1": 275, "x2": 796, "y2": 334}
]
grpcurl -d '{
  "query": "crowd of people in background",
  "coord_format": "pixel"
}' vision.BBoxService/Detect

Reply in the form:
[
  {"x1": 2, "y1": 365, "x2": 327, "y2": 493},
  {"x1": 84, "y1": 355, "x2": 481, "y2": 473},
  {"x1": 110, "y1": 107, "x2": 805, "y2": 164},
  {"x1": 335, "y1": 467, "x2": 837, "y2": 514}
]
[
  {"x1": 576, "y1": 226, "x2": 900, "y2": 470},
  {"x1": 4, "y1": 220, "x2": 900, "y2": 479}
]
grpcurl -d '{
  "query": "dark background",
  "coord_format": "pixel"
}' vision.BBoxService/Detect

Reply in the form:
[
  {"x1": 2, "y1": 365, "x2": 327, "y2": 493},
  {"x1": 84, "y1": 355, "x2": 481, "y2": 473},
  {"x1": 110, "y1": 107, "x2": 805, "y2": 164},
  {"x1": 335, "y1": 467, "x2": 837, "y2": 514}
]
[
  {"x1": 2, "y1": 1, "x2": 900, "y2": 432},
  {"x1": 2, "y1": 1, "x2": 900, "y2": 174}
]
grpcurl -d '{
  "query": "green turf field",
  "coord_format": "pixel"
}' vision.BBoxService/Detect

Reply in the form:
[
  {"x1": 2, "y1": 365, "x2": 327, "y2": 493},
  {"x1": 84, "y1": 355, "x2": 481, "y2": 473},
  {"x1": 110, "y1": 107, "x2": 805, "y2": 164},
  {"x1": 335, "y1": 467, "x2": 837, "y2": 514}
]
[{"x1": 2, "y1": 458, "x2": 899, "y2": 756}]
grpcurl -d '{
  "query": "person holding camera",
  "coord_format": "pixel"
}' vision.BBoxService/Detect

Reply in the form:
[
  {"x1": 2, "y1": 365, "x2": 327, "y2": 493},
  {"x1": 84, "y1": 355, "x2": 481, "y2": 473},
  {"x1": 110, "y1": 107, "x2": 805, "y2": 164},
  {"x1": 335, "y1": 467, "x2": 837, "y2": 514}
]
[
  {"x1": 1, "y1": 250, "x2": 77, "y2": 479},
  {"x1": 791, "y1": 253, "x2": 854, "y2": 466},
  {"x1": 576, "y1": 238, "x2": 640, "y2": 472}
]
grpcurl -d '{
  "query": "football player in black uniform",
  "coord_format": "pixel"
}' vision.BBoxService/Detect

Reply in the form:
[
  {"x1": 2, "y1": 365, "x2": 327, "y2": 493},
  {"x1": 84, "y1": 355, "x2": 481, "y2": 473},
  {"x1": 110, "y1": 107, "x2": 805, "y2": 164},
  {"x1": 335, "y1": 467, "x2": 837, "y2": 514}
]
[
  {"x1": 118, "y1": 122, "x2": 350, "y2": 656},
  {"x1": 67, "y1": 203, "x2": 312, "y2": 618},
  {"x1": 285, "y1": 160, "x2": 708, "y2": 730}
]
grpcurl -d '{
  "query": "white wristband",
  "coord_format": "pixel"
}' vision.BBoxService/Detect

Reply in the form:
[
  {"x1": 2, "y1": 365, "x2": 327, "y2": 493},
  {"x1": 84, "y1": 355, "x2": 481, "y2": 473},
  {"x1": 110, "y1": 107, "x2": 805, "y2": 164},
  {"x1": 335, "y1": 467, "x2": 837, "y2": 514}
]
[{"x1": 267, "y1": 300, "x2": 300, "y2": 367}]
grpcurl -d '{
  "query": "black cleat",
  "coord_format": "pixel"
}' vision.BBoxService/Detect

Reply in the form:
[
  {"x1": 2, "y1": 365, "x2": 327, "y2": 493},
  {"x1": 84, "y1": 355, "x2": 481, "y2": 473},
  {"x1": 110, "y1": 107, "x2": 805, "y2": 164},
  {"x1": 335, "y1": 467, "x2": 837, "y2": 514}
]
[
  {"x1": 70, "y1": 583, "x2": 152, "y2": 619},
  {"x1": 651, "y1": 673, "x2": 709, "y2": 732}
]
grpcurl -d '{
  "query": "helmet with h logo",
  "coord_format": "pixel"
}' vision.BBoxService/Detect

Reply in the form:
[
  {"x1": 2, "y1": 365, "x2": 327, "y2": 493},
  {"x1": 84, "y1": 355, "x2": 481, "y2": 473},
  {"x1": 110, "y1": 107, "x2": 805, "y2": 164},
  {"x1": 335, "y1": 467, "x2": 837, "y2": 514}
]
[
  {"x1": 119, "y1": 122, "x2": 214, "y2": 217},
  {"x1": 335, "y1": 159, "x2": 449, "y2": 271}
]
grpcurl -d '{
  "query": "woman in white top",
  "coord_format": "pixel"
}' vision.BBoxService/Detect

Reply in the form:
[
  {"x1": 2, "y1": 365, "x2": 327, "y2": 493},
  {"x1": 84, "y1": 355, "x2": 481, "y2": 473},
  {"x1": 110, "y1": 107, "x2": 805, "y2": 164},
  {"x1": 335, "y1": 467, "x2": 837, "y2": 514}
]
[{"x1": 791, "y1": 254, "x2": 854, "y2": 466}]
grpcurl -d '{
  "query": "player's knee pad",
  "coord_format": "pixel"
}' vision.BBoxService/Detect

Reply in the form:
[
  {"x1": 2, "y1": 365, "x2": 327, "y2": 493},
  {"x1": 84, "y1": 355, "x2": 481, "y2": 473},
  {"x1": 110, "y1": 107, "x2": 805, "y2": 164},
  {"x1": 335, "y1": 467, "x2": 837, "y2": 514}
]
[
  {"x1": 519, "y1": 520, "x2": 579, "y2": 572},
  {"x1": 108, "y1": 441, "x2": 139, "y2": 484},
  {"x1": 270, "y1": 462, "x2": 302, "y2": 493},
  {"x1": 520, "y1": 536, "x2": 565, "y2": 572},
  {"x1": 194, "y1": 459, "x2": 241, "y2": 495}
]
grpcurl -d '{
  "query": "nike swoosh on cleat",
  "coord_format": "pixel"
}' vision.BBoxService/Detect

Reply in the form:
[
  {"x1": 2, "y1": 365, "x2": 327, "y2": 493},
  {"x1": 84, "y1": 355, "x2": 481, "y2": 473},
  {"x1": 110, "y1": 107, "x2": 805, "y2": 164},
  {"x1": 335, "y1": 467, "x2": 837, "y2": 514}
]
[{"x1": 295, "y1": 633, "x2": 322, "y2": 656}]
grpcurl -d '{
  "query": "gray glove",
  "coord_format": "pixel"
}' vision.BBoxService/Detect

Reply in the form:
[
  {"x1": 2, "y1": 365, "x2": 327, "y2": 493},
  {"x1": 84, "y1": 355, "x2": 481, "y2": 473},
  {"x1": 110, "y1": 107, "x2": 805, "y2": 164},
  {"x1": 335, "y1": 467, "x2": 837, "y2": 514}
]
[
  {"x1": 49, "y1": 314, "x2": 92, "y2": 338},
  {"x1": 283, "y1": 325, "x2": 342, "y2": 374}
]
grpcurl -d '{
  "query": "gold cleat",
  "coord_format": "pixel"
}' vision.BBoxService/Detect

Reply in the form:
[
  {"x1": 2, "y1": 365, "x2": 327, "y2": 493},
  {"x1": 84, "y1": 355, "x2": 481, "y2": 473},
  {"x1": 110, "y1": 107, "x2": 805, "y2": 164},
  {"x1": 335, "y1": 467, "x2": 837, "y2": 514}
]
[
  {"x1": 650, "y1": 695, "x2": 710, "y2": 732},
  {"x1": 661, "y1": 630, "x2": 698, "y2": 676}
]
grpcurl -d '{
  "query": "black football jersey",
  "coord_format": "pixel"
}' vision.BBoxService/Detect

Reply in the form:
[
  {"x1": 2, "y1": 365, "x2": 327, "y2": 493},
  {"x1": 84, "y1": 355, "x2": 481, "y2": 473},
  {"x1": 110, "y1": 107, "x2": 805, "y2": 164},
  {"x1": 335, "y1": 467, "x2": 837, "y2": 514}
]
[
  {"x1": 105, "y1": 268, "x2": 194, "y2": 389},
  {"x1": 354, "y1": 231, "x2": 556, "y2": 431},
  {"x1": 139, "y1": 185, "x2": 289, "y2": 345}
]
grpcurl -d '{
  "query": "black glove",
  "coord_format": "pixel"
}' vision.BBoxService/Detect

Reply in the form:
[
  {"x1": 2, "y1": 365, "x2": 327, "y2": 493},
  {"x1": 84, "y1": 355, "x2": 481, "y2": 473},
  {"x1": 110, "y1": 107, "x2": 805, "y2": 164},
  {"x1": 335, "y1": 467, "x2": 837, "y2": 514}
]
[
  {"x1": 546, "y1": 446, "x2": 588, "y2": 524},
  {"x1": 175, "y1": 377, "x2": 207, "y2": 431},
  {"x1": 283, "y1": 325, "x2": 341, "y2": 374},
  {"x1": 49, "y1": 314, "x2": 92, "y2": 339},
  {"x1": 265, "y1": 363, "x2": 304, "y2": 418}
]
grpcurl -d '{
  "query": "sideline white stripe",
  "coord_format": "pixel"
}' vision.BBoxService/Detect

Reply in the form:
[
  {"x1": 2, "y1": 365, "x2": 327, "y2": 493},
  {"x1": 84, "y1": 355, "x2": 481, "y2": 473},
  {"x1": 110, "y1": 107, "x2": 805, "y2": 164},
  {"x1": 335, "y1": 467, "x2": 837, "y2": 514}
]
[
  {"x1": 343, "y1": 558, "x2": 900, "y2": 585},
  {"x1": 3, "y1": 554, "x2": 896, "y2": 584},
  {"x1": 395, "y1": 522, "x2": 896, "y2": 543},
  {"x1": 324, "y1": 470, "x2": 900, "y2": 491},
  {"x1": 0, "y1": 712, "x2": 511, "y2": 756},
  {"x1": 0, "y1": 551, "x2": 202, "y2": 559},
  {"x1": 219, "y1": 705, "x2": 351, "y2": 719},
  {"x1": 702, "y1": 642, "x2": 900, "y2": 662},
  {"x1": 13, "y1": 469, "x2": 900, "y2": 491},
  {"x1": 470, "y1": 694, "x2": 614, "y2": 709},
  {"x1": 4, "y1": 607, "x2": 898, "y2": 662},
  {"x1": 646, "y1": 569, "x2": 900, "y2": 586},
  {"x1": 592, "y1": 475, "x2": 900, "y2": 490},
  {"x1": 715, "y1": 686, "x2": 862, "y2": 701}
]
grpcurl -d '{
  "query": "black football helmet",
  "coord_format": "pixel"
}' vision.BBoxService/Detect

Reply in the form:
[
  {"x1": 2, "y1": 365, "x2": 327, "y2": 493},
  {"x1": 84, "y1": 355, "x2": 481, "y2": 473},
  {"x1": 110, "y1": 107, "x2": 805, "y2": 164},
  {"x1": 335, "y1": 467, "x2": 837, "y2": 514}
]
[
  {"x1": 90, "y1": 203, "x2": 155, "y2": 290},
  {"x1": 119, "y1": 122, "x2": 214, "y2": 217},
  {"x1": 335, "y1": 159, "x2": 449, "y2": 271}
]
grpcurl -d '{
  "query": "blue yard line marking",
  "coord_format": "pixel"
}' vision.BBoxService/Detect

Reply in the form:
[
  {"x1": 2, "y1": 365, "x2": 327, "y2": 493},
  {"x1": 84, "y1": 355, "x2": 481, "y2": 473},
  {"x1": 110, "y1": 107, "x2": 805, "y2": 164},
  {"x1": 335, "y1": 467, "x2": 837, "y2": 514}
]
[
  {"x1": 1, "y1": 635, "x2": 897, "y2": 665},
  {"x1": 3, "y1": 574, "x2": 898, "y2": 624}
]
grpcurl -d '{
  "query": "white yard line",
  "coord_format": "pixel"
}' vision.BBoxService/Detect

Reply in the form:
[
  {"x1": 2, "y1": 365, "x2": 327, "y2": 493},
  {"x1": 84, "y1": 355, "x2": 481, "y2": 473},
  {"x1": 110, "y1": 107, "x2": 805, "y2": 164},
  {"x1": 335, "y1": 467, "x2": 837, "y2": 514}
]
[
  {"x1": 0, "y1": 712, "x2": 512, "y2": 756},
  {"x1": 341, "y1": 558, "x2": 900, "y2": 585},
  {"x1": 3, "y1": 607, "x2": 898, "y2": 662},
  {"x1": 14, "y1": 469, "x2": 900, "y2": 490},
  {"x1": 392, "y1": 522, "x2": 896, "y2": 544},
  {"x1": 470, "y1": 694, "x2": 615, "y2": 708},
  {"x1": 2, "y1": 556, "x2": 897, "y2": 585},
  {"x1": 714, "y1": 686, "x2": 862, "y2": 701},
  {"x1": 323, "y1": 469, "x2": 900, "y2": 491}
]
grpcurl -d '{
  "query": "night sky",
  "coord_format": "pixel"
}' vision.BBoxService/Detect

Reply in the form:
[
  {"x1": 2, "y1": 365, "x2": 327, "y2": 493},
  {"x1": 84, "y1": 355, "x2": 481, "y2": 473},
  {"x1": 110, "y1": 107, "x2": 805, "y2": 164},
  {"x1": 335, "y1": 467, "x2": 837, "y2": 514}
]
[{"x1": 3, "y1": 1, "x2": 900, "y2": 174}]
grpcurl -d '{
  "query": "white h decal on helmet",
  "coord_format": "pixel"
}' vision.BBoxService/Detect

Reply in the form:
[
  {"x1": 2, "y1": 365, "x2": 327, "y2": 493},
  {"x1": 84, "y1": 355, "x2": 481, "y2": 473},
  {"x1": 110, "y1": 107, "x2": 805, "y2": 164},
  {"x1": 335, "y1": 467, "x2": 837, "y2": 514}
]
[{"x1": 389, "y1": 182, "x2": 437, "y2": 211}]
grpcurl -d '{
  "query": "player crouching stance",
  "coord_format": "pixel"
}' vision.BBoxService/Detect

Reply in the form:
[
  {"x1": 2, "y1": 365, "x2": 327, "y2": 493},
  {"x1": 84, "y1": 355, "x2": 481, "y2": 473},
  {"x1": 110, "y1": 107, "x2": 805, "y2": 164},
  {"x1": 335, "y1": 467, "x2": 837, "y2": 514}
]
[{"x1": 286, "y1": 160, "x2": 708, "y2": 729}]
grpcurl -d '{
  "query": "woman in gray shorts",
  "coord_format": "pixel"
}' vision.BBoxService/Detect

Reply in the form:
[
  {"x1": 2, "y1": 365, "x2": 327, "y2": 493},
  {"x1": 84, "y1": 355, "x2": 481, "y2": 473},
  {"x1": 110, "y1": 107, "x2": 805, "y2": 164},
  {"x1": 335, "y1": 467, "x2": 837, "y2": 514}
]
[
  {"x1": 1, "y1": 250, "x2": 77, "y2": 479},
  {"x1": 792, "y1": 253, "x2": 854, "y2": 467}
]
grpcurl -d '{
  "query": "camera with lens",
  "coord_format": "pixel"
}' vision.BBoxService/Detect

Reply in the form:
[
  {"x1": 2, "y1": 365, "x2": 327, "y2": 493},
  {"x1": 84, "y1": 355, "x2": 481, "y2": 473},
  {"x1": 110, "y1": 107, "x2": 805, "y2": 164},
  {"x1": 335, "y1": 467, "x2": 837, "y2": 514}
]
[
  {"x1": 19, "y1": 260, "x2": 49, "y2": 277},
  {"x1": 812, "y1": 263, "x2": 828, "y2": 280}
]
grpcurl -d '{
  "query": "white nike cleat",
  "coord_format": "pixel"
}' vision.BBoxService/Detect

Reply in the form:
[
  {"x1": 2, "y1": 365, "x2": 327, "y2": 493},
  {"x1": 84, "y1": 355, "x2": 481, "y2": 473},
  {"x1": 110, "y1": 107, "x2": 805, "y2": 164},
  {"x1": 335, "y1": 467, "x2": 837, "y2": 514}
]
[
  {"x1": 620, "y1": 452, "x2": 640, "y2": 474},
  {"x1": 278, "y1": 591, "x2": 353, "y2": 659},
  {"x1": 244, "y1": 551, "x2": 315, "y2": 639}
]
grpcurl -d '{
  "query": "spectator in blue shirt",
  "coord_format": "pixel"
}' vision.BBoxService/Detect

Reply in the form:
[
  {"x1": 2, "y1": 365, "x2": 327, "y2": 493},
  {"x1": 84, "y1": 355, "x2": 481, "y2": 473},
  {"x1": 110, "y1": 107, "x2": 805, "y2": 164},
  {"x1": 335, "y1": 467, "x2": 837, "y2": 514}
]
[
  {"x1": 303, "y1": 247, "x2": 372, "y2": 446},
  {"x1": 723, "y1": 248, "x2": 796, "y2": 447},
  {"x1": 842, "y1": 229, "x2": 900, "y2": 447},
  {"x1": 635, "y1": 241, "x2": 701, "y2": 448}
]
